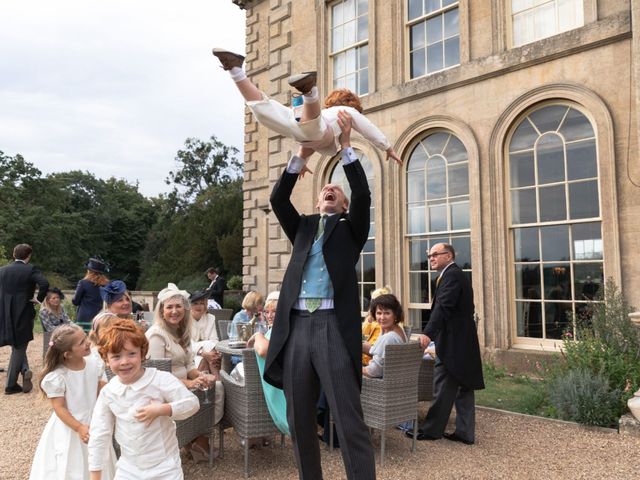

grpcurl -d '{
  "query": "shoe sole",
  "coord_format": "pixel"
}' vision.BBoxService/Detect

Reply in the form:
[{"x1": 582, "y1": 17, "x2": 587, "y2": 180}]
[
  {"x1": 211, "y1": 48, "x2": 245, "y2": 62},
  {"x1": 22, "y1": 370, "x2": 33, "y2": 393},
  {"x1": 288, "y1": 72, "x2": 317, "y2": 89}
]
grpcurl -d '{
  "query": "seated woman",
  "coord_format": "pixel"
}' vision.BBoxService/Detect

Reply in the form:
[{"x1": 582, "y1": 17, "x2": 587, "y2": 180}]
[
  {"x1": 361, "y1": 286, "x2": 392, "y2": 366},
  {"x1": 145, "y1": 283, "x2": 223, "y2": 463},
  {"x1": 99, "y1": 280, "x2": 134, "y2": 318},
  {"x1": 247, "y1": 291, "x2": 289, "y2": 436},
  {"x1": 362, "y1": 293, "x2": 407, "y2": 378},
  {"x1": 189, "y1": 290, "x2": 221, "y2": 375},
  {"x1": 230, "y1": 290, "x2": 265, "y2": 334},
  {"x1": 39, "y1": 287, "x2": 71, "y2": 332}
]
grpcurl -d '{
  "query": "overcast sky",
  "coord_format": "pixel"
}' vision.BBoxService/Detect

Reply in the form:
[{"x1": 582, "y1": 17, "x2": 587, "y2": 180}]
[{"x1": 0, "y1": 1, "x2": 246, "y2": 197}]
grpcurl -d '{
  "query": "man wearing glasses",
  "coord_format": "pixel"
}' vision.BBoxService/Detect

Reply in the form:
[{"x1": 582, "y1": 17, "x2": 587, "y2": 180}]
[{"x1": 408, "y1": 243, "x2": 484, "y2": 445}]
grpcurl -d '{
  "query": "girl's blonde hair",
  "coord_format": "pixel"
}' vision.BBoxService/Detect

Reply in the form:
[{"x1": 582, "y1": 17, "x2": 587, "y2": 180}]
[
  {"x1": 241, "y1": 290, "x2": 264, "y2": 313},
  {"x1": 41, "y1": 290, "x2": 63, "y2": 317},
  {"x1": 153, "y1": 294, "x2": 192, "y2": 349},
  {"x1": 84, "y1": 270, "x2": 109, "y2": 287},
  {"x1": 88, "y1": 312, "x2": 118, "y2": 345},
  {"x1": 40, "y1": 323, "x2": 84, "y2": 397}
]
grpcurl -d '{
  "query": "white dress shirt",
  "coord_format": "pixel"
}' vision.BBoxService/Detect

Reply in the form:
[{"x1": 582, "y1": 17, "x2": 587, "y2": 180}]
[{"x1": 88, "y1": 368, "x2": 199, "y2": 477}]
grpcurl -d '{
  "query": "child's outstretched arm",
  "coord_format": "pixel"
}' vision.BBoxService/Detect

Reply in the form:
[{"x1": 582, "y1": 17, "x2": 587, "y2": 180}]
[
  {"x1": 348, "y1": 109, "x2": 403, "y2": 164},
  {"x1": 51, "y1": 397, "x2": 90, "y2": 443}
]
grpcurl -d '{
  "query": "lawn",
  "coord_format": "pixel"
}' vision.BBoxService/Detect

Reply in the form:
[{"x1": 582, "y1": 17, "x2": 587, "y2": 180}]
[{"x1": 476, "y1": 363, "x2": 551, "y2": 417}]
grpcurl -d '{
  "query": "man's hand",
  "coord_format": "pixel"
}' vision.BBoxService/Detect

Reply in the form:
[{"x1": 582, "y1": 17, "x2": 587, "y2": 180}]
[
  {"x1": 417, "y1": 334, "x2": 431, "y2": 349},
  {"x1": 337, "y1": 110, "x2": 353, "y2": 149}
]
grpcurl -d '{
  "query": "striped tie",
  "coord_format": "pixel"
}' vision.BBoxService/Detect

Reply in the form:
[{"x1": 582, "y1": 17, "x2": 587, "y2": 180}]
[{"x1": 315, "y1": 214, "x2": 327, "y2": 241}]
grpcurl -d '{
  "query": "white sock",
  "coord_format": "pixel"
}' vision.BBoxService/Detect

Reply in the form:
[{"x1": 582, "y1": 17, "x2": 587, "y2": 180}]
[
  {"x1": 303, "y1": 86, "x2": 319, "y2": 103},
  {"x1": 230, "y1": 67, "x2": 246, "y2": 82}
]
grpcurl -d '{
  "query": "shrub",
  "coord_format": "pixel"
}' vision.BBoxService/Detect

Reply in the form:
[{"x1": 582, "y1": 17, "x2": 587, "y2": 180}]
[
  {"x1": 548, "y1": 368, "x2": 622, "y2": 427},
  {"x1": 227, "y1": 275, "x2": 243, "y2": 290}
]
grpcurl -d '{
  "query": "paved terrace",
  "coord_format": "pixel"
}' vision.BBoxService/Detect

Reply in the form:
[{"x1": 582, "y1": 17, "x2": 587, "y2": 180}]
[{"x1": 1, "y1": 334, "x2": 638, "y2": 479}]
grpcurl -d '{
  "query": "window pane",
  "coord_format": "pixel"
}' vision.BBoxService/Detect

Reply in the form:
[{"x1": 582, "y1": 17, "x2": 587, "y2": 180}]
[
  {"x1": 344, "y1": 19, "x2": 356, "y2": 45},
  {"x1": 426, "y1": 0, "x2": 441, "y2": 15},
  {"x1": 357, "y1": 15, "x2": 368, "y2": 42},
  {"x1": 408, "y1": 143, "x2": 428, "y2": 171},
  {"x1": 359, "y1": 44, "x2": 368, "y2": 68},
  {"x1": 444, "y1": 8, "x2": 459, "y2": 37},
  {"x1": 408, "y1": 205, "x2": 426, "y2": 234},
  {"x1": 451, "y1": 202, "x2": 470, "y2": 230},
  {"x1": 545, "y1": 301, "x2": 572, "y2": 339},
  {"x1": 539, "y1": 184, "x2": 566, "y2": 222},
  {"x1": 572, "y1": 222, "x2": 602, "y2": 260},
  {"x1": 426, "y1": 158, "x2": 446, "y2": 199},
  {"x1": 543, "y1": 263, "x2": 571, "y2": 300},
  {"x1": 429, "y1": 204, "x2": 447, "y2": 231},
  {"x1": 357, "y1": 0, "x2": 368, "y2": 15},
  {"x1": 411, "y1": 49, "x2": 426, "y2": 78},
  {"x1": 536, "y1": 134, "x2": 565, "y2": 184},
  {"x1": 408, "y1": 0, "x2": 423, "y2": 20},
  {"x1": 448, "y1": 163, "x2": 468, "y2": 196},
  {"x1": 409, "y1": 238, "x2": 429, "y2": 270},
  {"x1": 333, "y1": 27, "x2": 343, "y2": 52},
  {"x1": 427, "y1": 42, "x2": 444, "y2": 72},
  {"x1": 344, "y1": 0, "x2": 356, "y2": 19},
  {"x1": 408, "y1": 171, "x2": 425, "y2": 202},
  {"x1": 410, "y1": 272, "x2": 430, "y2": 303},
  {"x1": 515, "y1": 264, "x2": 541, "y2": 299},
  {"x1": 451, "y1": 236, "x2": 471, "y2": 268},
  {"x1": 541, "y1": 224, "x2": 570, "y2": 261},
  {"x1": 424, "y1": 133, "x2": 449, "y2": 156},
  {"x1": 358, "y1": 68, "x2": 369, "y2": 95},
  {"x1": 574, "y1": 263, "x2": 603, "y2": 301},
  {"x1": 345, "y1": 73, "x2": 357, "y2": 91},
  {"x1": 346, "y1": 48, "x2": 357, "y2": 71},
  {"x1": 332, "y1": 2, "x2": 343, "y2": 27},
  {"x1": 514, "y1": 227, "x2": 540, "y2": 262},
  {"x1": 334, "y1": 53, "x2": 345, "y2": 78},
  {"x1": 444, "y1": 36, "x2": 460, "y2": 67},
  {"x1": 510, "y1": 118, "x2": 538, "y2": 152},
  {"x1": 411, "y1": 23, "x2": 426, "y2": 50},
  {"x1": 511, "y1": 188, "x2": 537, "y2": 224},
  {"x1": 534, "y1": 2, "x2": 556, "y2": 39},
  {"x1": 443, "y1": 135, "x2": 467, "y2": 163},
  {"x1": 362, "y1": 253, "x2": 375, "y2": 281},
  {"x1": 529, "y1": 105, "x2": 567, "y2": 134},
  {"x1": 559, "y1": 108, "x2": 594, "y2": 142},
  {"x1": 569, "y1": 180, "x2": 599, "y2": 219},
  {"x1": 510, "y1": 151, "x2": 535, "y2": 187},
  {"x1": 516, "y1": 300, "x2": 543, "y2": 338},
  {"x1": 566, "y1": 139, "x2": 597, "y2": 181},
  {"x1": 426, "y1": 15, "x2": 443, "y2": 44}
]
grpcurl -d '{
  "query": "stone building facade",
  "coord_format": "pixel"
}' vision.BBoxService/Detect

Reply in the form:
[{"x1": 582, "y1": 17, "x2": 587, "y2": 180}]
[{"x1": 231, "y1": 0, "x2": 640, "y2": 368}]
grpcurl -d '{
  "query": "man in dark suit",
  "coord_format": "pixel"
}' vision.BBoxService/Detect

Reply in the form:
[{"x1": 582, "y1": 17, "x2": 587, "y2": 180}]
[
  {"x1": 410, "y1": 243, "x2": 484, "y2": 444},
  {"x1": 265, "y1": 111, "x2": 375, "y2": 479},
  {"x1": 205, "y1": 267, "x2": 226, "y2": 307},
  {"x1": 0, "y1": 244, "x2": 49, "y2": 394}
]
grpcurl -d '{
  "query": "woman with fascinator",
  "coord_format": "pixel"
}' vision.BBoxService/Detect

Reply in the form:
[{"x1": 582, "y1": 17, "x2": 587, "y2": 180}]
[
  {"x1": 99, "y1": 280, "x2": 133, "y2": 318},
  {"x1": 145, "y1": 283, "x2": 224, "y2": 463},
  {"x1": 72, "y1": 258, "x2": 110, "y2": 328}
]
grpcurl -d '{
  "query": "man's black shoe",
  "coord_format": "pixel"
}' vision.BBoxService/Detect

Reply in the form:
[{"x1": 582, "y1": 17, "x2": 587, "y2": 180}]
[
  {"x1": 22, "y1": 369, "x2": 33, "y2": 393},
  {"x1": 4, "y1": 385, "x2": 23, "y2": 395},
  {"x1": 443, "y1": 432, "x2": 474, "y2": 445},
  {"x1": 405, "y1": 429, "x2": 439, "y2": 441}
]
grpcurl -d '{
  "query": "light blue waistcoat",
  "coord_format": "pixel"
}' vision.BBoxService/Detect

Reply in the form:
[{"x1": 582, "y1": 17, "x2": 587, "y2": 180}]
[{"x1": 299, "y1": 233, "x2": 334, "y2": 299}]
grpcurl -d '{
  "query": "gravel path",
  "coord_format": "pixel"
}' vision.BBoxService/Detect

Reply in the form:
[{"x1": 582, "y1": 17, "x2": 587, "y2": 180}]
[{"x1": 2, "y1": 334, "x2": 639, "y2": 480}]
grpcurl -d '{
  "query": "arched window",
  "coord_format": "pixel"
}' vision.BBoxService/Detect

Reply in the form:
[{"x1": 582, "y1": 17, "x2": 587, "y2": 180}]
[
  {"x1": 508, "y1": 104, "x2": 602, "y2": 341},
  {"x1": 406, "y1": 131, "x2": 471, "y2": 329},
  {"x1": 330, "y1": 151, "x2": 375, "y2": 311}
]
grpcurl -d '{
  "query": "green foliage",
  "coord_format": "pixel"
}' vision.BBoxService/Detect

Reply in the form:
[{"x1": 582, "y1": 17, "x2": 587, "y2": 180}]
[
  {"x1": 548, "y1": 368, "x2": 622, "y2": 427},
  {"x1": 551, "y1": 279, "x2": 640, "y2": 426},
  {"x1": 227, "y1": 275, "x2": 243, "y2": 290},
  {"x1": 0, "y1": 245, "x2": 9, "y2": 266}
]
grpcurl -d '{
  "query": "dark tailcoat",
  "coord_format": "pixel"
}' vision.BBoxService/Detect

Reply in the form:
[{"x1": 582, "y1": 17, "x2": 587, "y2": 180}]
[
  {"x1": 0, "y1": 261, "x2": 49, "y2": 347},
  {"x1": 423, "y1": 263, "x2": 484, "y2": 390},
  {"x1": 264, "y1": 160, "x2": 371, "y2": 389},
  {"x1": 208, "y1": 275, "x2": 226, "y2": 307}
]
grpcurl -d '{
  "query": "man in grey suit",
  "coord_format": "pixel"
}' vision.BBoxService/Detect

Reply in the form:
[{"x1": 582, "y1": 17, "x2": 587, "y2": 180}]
[
  {"x1": 410, "y1": 243, "x2": 484, "y2": 444},
  {"x1": 0, "y1": 244, "x2": 49, "y2": 394},
  {"x1": 265, "y1": 112, "x2": 375, "y2": 479}
]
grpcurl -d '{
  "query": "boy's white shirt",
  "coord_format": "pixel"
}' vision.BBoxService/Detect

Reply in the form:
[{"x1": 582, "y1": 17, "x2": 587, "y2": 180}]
[{"x1": 87, "y1": 367, "x2": 199, "y2": 471}]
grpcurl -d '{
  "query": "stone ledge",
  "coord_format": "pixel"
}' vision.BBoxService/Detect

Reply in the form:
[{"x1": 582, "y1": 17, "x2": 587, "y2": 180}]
[{"x1": 619, "y1": 414, "x2": 640, "y2": 437}]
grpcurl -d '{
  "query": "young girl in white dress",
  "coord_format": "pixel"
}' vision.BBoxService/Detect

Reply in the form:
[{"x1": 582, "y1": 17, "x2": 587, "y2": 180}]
[
  {"x1": 88, "y1": 318, "x2": 200, "y2": 480},
  {"x1": 29, "y1": 323, "x2": 116, "y2": 480}
]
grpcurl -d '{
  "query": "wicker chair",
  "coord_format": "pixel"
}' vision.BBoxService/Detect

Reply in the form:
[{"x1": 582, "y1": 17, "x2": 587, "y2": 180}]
[
  {"x1": 418, "y1": 357, "x2": 435, "y2": 402},
  {"x1": 217, "y1": 320, "x2": 232, "y2": 341},
  {"x1": 331, "y1": 342, "x2": 423, "y2": 466},
  {"x1": 210, "y1": 308, "x2": 234, "y2": 320},
  {"x1": 219, "y1": 348, "x2": 285, "y2": 478}
]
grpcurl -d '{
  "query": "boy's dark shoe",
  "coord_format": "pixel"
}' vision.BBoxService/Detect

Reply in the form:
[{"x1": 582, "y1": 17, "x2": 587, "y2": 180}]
[
  {"x1": 212, "y1": 48, "x2": 245, "y2": 70},
  {"x1": 288, "y1": 72, "x2": 317, "y2": 95},
  {"x1": 443, "y1": 432, "x2": 474, "y2": 445}
]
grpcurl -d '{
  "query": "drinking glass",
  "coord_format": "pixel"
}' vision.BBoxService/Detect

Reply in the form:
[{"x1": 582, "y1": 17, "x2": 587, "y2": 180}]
[
  {"x1": 227, "y1": 322, "x2": 237, "y2": 341},
  {"x1": 199, "y1": 373, "x2": 214, "y2": 404}
]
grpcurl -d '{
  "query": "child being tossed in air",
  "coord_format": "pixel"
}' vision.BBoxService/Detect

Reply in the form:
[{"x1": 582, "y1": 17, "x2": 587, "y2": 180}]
[
  {"x1": 87, "y1": 318, "x2": 200, "y2": 480},
  {"x1": 212, "y1": 48, "x2": 402, "y2": 167}
]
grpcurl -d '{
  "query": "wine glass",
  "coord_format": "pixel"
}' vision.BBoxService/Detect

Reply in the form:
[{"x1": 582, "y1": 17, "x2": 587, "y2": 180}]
[
  {"x1": 227, "y1": 322, "x2": 237, "y2": 342},
  {"x1": 199, "y1": 373, "x2": 214, "y2": 404}
]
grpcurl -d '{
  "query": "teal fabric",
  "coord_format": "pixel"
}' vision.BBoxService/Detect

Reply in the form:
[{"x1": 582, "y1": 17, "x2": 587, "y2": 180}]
[
  {"x1": 256, "y1": 329, "x2": 290, "y2": 435},
  {"x1": 299, "y1": 233, "x2": 333, "y2": 300}
]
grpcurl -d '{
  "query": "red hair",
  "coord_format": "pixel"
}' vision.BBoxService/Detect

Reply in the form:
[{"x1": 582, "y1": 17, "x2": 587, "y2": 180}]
[
  {"x1": 324, "y1": 88, "x2": 363, "y2": 113},
  {"x1": 97, "y1": 318, "x2": 148, "y2": 360}
]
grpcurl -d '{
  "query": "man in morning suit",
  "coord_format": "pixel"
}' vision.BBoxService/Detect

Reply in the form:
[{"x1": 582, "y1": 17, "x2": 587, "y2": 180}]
[
  {"x1": 0, "y1": 244, "x2": 49, "y2": 394},
  {"x1": 205, "y1": 267, "x2": 226, "y2": 307},
  {"x1": 264, "y1": 111, "x2": 375, "y2": 480},
  {"x1": 411, "y1": 243, "x2": 484, "y2": 444}
]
